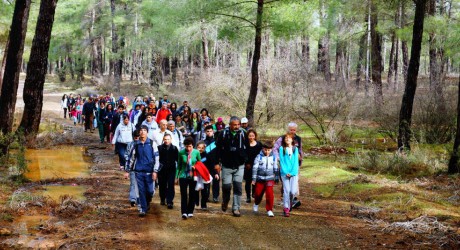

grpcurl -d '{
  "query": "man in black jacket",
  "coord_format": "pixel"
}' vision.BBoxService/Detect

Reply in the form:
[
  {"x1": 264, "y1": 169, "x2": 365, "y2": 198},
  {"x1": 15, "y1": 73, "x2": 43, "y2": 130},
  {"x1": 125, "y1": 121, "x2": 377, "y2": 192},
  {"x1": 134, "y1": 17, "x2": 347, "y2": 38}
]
[
  {"x1": 82, "y1": 97, "x2": 96, "y2": 132},
  {"x1": 216, "y1": 116, "x2": 248, "y2": 217},
  {"x1": 154, "y1": 133, "x2": 178, "y2": 209}
]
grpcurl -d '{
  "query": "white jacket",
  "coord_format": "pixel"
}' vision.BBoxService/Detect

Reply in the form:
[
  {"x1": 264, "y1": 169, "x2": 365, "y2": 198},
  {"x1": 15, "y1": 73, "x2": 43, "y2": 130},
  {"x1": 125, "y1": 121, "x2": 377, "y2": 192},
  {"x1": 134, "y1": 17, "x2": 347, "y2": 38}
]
[{"x1": 112, "y1": 122, "x2": 135, "y2": 144}]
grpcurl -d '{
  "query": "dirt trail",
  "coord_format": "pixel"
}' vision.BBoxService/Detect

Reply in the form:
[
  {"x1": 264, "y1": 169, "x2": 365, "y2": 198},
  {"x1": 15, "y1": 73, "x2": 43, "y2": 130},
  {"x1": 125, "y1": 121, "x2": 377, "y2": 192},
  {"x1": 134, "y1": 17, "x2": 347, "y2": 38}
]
[{"x1": 6, "y1": 117, "x2": 415, "y2": 249}]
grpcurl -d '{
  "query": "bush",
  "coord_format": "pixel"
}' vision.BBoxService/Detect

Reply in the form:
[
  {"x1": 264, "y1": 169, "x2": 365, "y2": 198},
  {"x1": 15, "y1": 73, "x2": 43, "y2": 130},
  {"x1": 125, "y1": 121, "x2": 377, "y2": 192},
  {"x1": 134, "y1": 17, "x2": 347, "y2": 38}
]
[
  {"x1": 351, "y1": 147, "x2": 446, "y2": 178},
  {"x1": 0, "y1": 131, "x2": 28, "y2": 181}
]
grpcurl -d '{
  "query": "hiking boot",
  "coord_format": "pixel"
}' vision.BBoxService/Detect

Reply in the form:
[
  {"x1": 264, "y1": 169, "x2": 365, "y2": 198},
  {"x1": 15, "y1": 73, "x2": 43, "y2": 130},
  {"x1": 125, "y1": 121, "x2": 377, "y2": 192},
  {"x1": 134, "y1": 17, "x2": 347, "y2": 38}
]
[
  {"x1": 291, "y1": 198, "x2": 301, "y2": 209},
  {"x1": 160, "y1": 200, "x2": 166, "y2": 206},
  {"x1": 283, "y1": 208, "x2": 290, "y2": 217},
  {"x1": 221, "y1": 202, "x2": 228, "y2": 212},
  {"x1": 246, "y1": 197, "x2": 251, "y2": 203},
  {"x1": 130, "y1": 201, "x2": 136, "y2": 207},
  {"x1": 267, "y1": 210, "x2": 274, "y2": 217},
  {"x1": 139, "y1": 211, "x2": 146, "y2": 217},
  {"x1": 232, "y1": 210, "x2": 241, "y2": 217},
  {"x1": 253, "y1": 204, "x2": 259, "y2": 213},
  {"x1": 182, "y1": 213, "x2": 187, "y2": 219},
  {"x1": 167, "y1": 204, "x2": 173, "y2": 209}
]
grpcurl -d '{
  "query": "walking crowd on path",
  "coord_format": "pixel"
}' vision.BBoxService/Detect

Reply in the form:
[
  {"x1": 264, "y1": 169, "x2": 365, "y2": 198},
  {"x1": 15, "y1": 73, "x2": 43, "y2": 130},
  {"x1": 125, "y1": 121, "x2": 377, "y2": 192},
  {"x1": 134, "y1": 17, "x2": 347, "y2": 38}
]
[{"x1": 61, "y1": 92, "x2": 303, "y2": 218}]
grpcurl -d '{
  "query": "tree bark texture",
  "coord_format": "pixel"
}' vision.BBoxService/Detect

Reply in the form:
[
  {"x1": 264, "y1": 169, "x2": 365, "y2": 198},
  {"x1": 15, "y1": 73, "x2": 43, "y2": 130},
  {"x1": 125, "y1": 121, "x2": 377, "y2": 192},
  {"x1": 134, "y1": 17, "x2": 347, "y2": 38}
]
[
  {"x1": 301, "y1": 35, "x2": 310, "y2": 71},
  {"x1": 448, "y1": 74, "x2": 460, "y2": 174},
  {"x1": 0, "y1": 39, "x2": 9, "y2": 94},
  {"x1": 171, "y1": 56, "x2": 178, "y2": 87},
  {"x1": 397, "y1": 0, "x2": 427, "y2": 151},
  {"x1": 428, "y1": 0, "x2": 445, "y2": 110},
  {"x1": 0, "y1": 0, "x2": 31, "y2": 136},
  {"x1": 110, "y1": 0, "x2": 121, "y2": 92},
  {"x1": 400, "y1": 1, "x2": 409, "y2": 83},
  {"x1": 245, "y1": 0, "x2": 264, "y2": 126},
  {"x1": 370, "y1": 0, "x2": 383, "y2": 111},
  {"x1": 201, "y1": 20, "x2": 210, "y2": 70},
  {"x1": 19, "y1": 0, "x2": 58, "y2": 139}
]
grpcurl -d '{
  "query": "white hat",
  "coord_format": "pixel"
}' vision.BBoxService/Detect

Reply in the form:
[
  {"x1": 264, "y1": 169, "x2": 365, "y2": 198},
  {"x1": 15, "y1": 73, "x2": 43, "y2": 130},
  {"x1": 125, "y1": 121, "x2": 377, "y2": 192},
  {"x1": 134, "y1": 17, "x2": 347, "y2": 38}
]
[{"x1": 241, "y1": 117, "x2": 248, "y2": 123}]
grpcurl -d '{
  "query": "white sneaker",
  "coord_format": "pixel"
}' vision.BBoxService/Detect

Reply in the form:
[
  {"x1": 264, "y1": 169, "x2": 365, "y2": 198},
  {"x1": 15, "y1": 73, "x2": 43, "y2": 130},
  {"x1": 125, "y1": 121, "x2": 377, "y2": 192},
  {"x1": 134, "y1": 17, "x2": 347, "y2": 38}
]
[
  {"x1": 253, "y1": 204, "x2": 259, "y2": 212},
  {"x1": 187, "y1": 213, "x2": 193, "y2": 218},
  {"x1": 267, "y1": 210, "x2": 274, "y2": 217},
  {"x1": 182, "y1": 213, "x2": 187, "y2": 219}
]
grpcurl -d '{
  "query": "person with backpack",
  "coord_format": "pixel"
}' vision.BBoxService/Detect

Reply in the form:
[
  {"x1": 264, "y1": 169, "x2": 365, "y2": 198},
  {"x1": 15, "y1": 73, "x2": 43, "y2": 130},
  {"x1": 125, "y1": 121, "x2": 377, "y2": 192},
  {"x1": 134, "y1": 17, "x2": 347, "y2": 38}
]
[
  {"x1": 279, "y1": 133, "x2": 300, "y2": 217},
  {"x1": 252, "y1": 141, "x2": 279, "y2": 217},
  {"x1": 112, "y1": 115, "x2": 135, "y2": 170},
  {"x1": 177, "y1": 137, "x2": 201, "y2": 219},
  {"x1": 125, "y1": 125, "x2": 159, "y2": 217},
  {"x1": 155, "y1": 133, "x2": 178, "y2": 209},
  {"x1": 216, "y1": 116, "x2": 248, "y2": 217},
  {"x1": 96, "y1": 101, "x2": 107, "y2": 143},
  {"x1": 203, "y1": 125, "x2": 220, "y2": 203},
  {"x1": 82, "y1": 97, "x2": 96, "y2": 132},
  {"x1": 273, "y1": 122, "x2": 303, "y2": 209},
  {"x1": 142, "y1": 112, "x2": 159, "y2": 141}
]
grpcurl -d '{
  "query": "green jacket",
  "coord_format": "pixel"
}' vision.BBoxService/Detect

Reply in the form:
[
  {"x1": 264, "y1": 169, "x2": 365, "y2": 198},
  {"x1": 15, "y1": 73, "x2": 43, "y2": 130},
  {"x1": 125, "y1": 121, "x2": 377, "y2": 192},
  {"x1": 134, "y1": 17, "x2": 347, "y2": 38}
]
[{"x1": 176, "y1": 149, "x2": 201, "y2": 179}]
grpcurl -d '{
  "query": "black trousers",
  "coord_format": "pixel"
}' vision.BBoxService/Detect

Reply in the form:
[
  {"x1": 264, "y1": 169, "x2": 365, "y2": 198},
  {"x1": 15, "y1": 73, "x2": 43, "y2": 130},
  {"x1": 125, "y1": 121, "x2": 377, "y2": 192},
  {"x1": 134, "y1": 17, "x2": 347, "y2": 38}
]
[
  {"x1": 195, "y1": 183, "x2": 210, "y2": 208},
  {"x1": 179, "y1": 178, "x2": 196, "y2": 215},
  {"x1": 158, "y1": 171, "x2": 175, "y2": 205}
]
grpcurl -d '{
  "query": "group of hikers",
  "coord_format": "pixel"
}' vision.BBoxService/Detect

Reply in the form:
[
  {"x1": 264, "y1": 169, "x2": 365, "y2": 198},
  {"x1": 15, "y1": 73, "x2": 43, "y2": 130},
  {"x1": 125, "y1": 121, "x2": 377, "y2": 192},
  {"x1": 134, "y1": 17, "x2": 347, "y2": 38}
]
[{"x1": 61, "y1": 92, "x2": 303, "y2": 218}]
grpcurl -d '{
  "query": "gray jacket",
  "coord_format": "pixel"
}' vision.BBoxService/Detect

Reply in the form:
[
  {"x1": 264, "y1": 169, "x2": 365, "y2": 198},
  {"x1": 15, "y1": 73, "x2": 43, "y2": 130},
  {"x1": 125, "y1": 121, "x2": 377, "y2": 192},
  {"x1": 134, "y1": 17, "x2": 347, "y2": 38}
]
[{"x1": 252, "y1": 151, "x2": 279, "y2": 182}]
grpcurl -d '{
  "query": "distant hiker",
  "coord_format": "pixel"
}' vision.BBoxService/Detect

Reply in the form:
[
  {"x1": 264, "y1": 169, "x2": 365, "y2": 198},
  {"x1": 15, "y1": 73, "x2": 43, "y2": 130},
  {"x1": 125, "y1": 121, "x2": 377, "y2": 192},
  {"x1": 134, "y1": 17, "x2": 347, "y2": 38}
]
[
  {"x1": 273, "y1": 122, "x2": 303, "y2": 209},
  {"x1": 156, "y1": 102, "x2": 172, "y2": 124},
  {"x1": 61, "y1": 94, "x2": 69, "y2": 119},
  {"x1": 155, "y1": 133, "x2": 178, "y2": 209},
  {"x1": 215, "y1": 117, "x2": 225, "y2": 134},
  {"x1": 203, "y1": 125, "x2": 220, "y2": 203},
  {"x1": 124, "y1": 129, "x2": 140, "y2": 207},
  {"x1": 216, "y1": 116, "x2": 248, "y2": 217},
  {"x1": 170, "y1": 102, "x2": 179, "y2": 118},
  {"x1": 69, "y1": 107, "x2": 77, "y2": 126},
  {"x1": 152, "y1": 119, "x2": 173, "y2": 148},
  {"x1": 252, "y1": 141, "x2": 278, "y2": 217},
  {"x1": 82, "y1": 97, "x2": 96, "y2": 132},
  {"x1": 76, "y1": 100, "x2": 83, "y2": 125},
  {"x1": 111, "y1": 105, "x2": 128, "y2": 141},
  {"x1": 244, "y1": 129, "x2": 262, "y2": 203},
  {"x1": 96, "y1": 101, "x2": 107, "y2": 143},
  {"x1": 126, "y1": 125, "x2": 159, "y2": 217},
  {"x1": 177, "y1": 100, "x2": 189, "y2": 116},
  {"x1": 279, "y1": 133, "x2": 300, "y2": 217},
  {"x1": 177, "y1": 137, "x2": 201, "y2": 219},
  {"x1": 241, "y1": 117, "x2": 250, "y2": 132},
  {"x1": 104, "y1": 103, "x2": 115, "y2": 143},
  {"x1": 112, "y1": 115, "x2": 134, "y2": 170}
]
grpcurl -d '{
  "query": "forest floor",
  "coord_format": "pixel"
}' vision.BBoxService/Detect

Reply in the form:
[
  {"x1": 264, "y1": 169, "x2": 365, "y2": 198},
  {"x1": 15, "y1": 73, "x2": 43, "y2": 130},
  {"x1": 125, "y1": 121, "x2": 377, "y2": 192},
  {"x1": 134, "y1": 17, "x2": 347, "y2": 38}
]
[{"x1": 0, "y1": 80, "x2": 459, "y2": 249}]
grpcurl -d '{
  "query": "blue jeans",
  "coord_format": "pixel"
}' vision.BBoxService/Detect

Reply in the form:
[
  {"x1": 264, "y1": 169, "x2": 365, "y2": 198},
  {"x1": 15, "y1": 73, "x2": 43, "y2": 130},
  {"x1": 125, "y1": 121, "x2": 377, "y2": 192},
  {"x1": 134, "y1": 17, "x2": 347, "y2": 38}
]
[
  {"x1": 115, "y1": 142, "x2": 128, "y2": 167},
  {"x1": 135, "y1": 172, "x2": 154, "y2": 213},
  {"x1": 129, "y1": 172, "x2": 139, "y2": 203}
]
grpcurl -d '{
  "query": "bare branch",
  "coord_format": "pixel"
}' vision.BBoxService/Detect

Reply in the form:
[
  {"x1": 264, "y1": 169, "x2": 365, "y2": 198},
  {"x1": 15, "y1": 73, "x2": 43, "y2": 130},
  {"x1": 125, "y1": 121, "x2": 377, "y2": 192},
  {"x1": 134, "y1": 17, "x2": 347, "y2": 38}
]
[{"x1": 207, "y1": 12, "x2": 256, "y2": 27}]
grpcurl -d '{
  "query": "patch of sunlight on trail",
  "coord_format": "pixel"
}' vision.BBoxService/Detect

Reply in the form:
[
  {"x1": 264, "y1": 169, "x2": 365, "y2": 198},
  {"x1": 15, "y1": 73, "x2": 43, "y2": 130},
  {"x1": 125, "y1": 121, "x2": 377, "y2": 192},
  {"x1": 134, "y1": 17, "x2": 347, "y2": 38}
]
[{"x1": 25, "y1": 147, "x2": 90, "y2": 181}]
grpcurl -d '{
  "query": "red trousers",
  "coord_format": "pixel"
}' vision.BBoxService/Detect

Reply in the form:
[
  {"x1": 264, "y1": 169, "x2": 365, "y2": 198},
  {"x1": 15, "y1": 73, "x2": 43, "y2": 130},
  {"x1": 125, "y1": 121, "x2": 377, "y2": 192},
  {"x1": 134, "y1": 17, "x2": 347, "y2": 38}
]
[{"x1": 254, "y1": 180, "x2": 274, "y2": 211}]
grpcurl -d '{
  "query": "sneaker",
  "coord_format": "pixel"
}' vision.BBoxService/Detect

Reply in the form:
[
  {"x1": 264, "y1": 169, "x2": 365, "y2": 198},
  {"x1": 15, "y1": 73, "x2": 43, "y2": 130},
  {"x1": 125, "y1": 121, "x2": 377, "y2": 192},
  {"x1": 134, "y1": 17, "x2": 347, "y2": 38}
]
[
  {"x1": 167, "y1": 204, "x2": 173, "y2": 209},
  {"x1": 246, "y1": 198, "x2": 251, "y2": 203},
  {"x1": 283, "y1": 208, "x2": 290, "y2": 217},
  {"x1": 221, "y1": 202, "x2": 228, "y2": 212},
  {"x1": 267, "y1": 211, "x2": 274, "y2": 217},
  {"x1": 182, "y1": 213, "x2": 187, "y2": 219},
  {"x1": 160, "y1": 201, "x2": 166, "y2": 206},
  {"x1": 187, "y1": 214, "x2": 193, "y2": 218},
  {"x1": 201, "y1": 206, "x2": 208, "y2": 210},
  {"x1": 291, "y1": 199, "x2": 301, "y2": 209},
  {"x1": 253, "y1": 204, "x2": 259, "y2": 213},
  {"x1": 213, "y1": 198, "x2": 219, "y2": 203},
  {"x1": 232, "y1": 210, "x2": 241, "y2": 217},
  {"x1": 139, "y1": 211, "x2": 146, "y2": 217},
  {"x1": 130, "y1": 201, "x2": 136, "y2": 207}
]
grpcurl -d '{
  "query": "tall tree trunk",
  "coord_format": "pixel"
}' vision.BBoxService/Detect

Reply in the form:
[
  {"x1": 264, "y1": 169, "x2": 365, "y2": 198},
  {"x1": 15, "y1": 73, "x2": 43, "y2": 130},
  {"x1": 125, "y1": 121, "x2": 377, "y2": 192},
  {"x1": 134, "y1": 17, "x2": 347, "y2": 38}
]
[
  {"x1": 171, "y1": 56, "x2": 178, "y2": 87},
  {"x1": 355, "y1": 35, "x2": 366, "y2": 90},
  {"x1": 150, "y1": 51, "x2": 159, "y2": 88},
  {"x1": 201, "y1": 19, "x2": 210, "y2": 70},
  {"x1": 397, "y1": 0, "x2": 427, "y2": 151},
  {"x1": 0, "y1": 0, "x2": 31, "y2": 139},
  {"x1": 19, "y1": 0, "x2": 58, "y2": 140},
  {"x1": 301, "y1": 35, "x2": 310, "y2": 72},
  {"x1": 335, "y1": 40, "x2": 347, "y2": 88},
  {"x1": 162, "y1": 57, "x2": 170, "y2": 76},
  {"x1": 388, "y1": 31, "x2": 396, "y2": 88},
  {"x1": 0, "y1": 39, "x2": 9, "y2": 93},
  {"x1": 370, "y1": 0, "x2": 383, "y2": 111},
  {"x1": 401, "y1": 1, "x2": 409, "y2": 84},
  {"x1": 428, "y1": 0, "x2": 445, "y2": 111},
  {"x1": 183, "y1": 49, "x2": 190, "y2": 91},
  {"x1": 90, "y1": 7, "x2": 102, "y2": 84},
  {"x1": 245, "y1": 0, "x2": 264, "y2": 126},
  {"x1": 110, "y1": 0, "x2": 121, "y2": 93},
  {"x1": 448, "y1": 74, "x2": 460, "y2": 174}
]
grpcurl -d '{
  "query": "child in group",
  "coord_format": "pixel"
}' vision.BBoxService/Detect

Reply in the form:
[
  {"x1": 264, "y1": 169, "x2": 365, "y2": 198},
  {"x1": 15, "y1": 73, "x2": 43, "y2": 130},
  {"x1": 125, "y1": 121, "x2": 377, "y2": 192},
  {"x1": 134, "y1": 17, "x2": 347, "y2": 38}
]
[
  {"x1": 69, "y1": 107, "x2": 78, "y2": 126},
  {"x1": 252, "y1": 141, "x2": 278, "y2": 217},
  {"x1": 279, "y1": 133, "x2": 300, "y2": 217}
]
